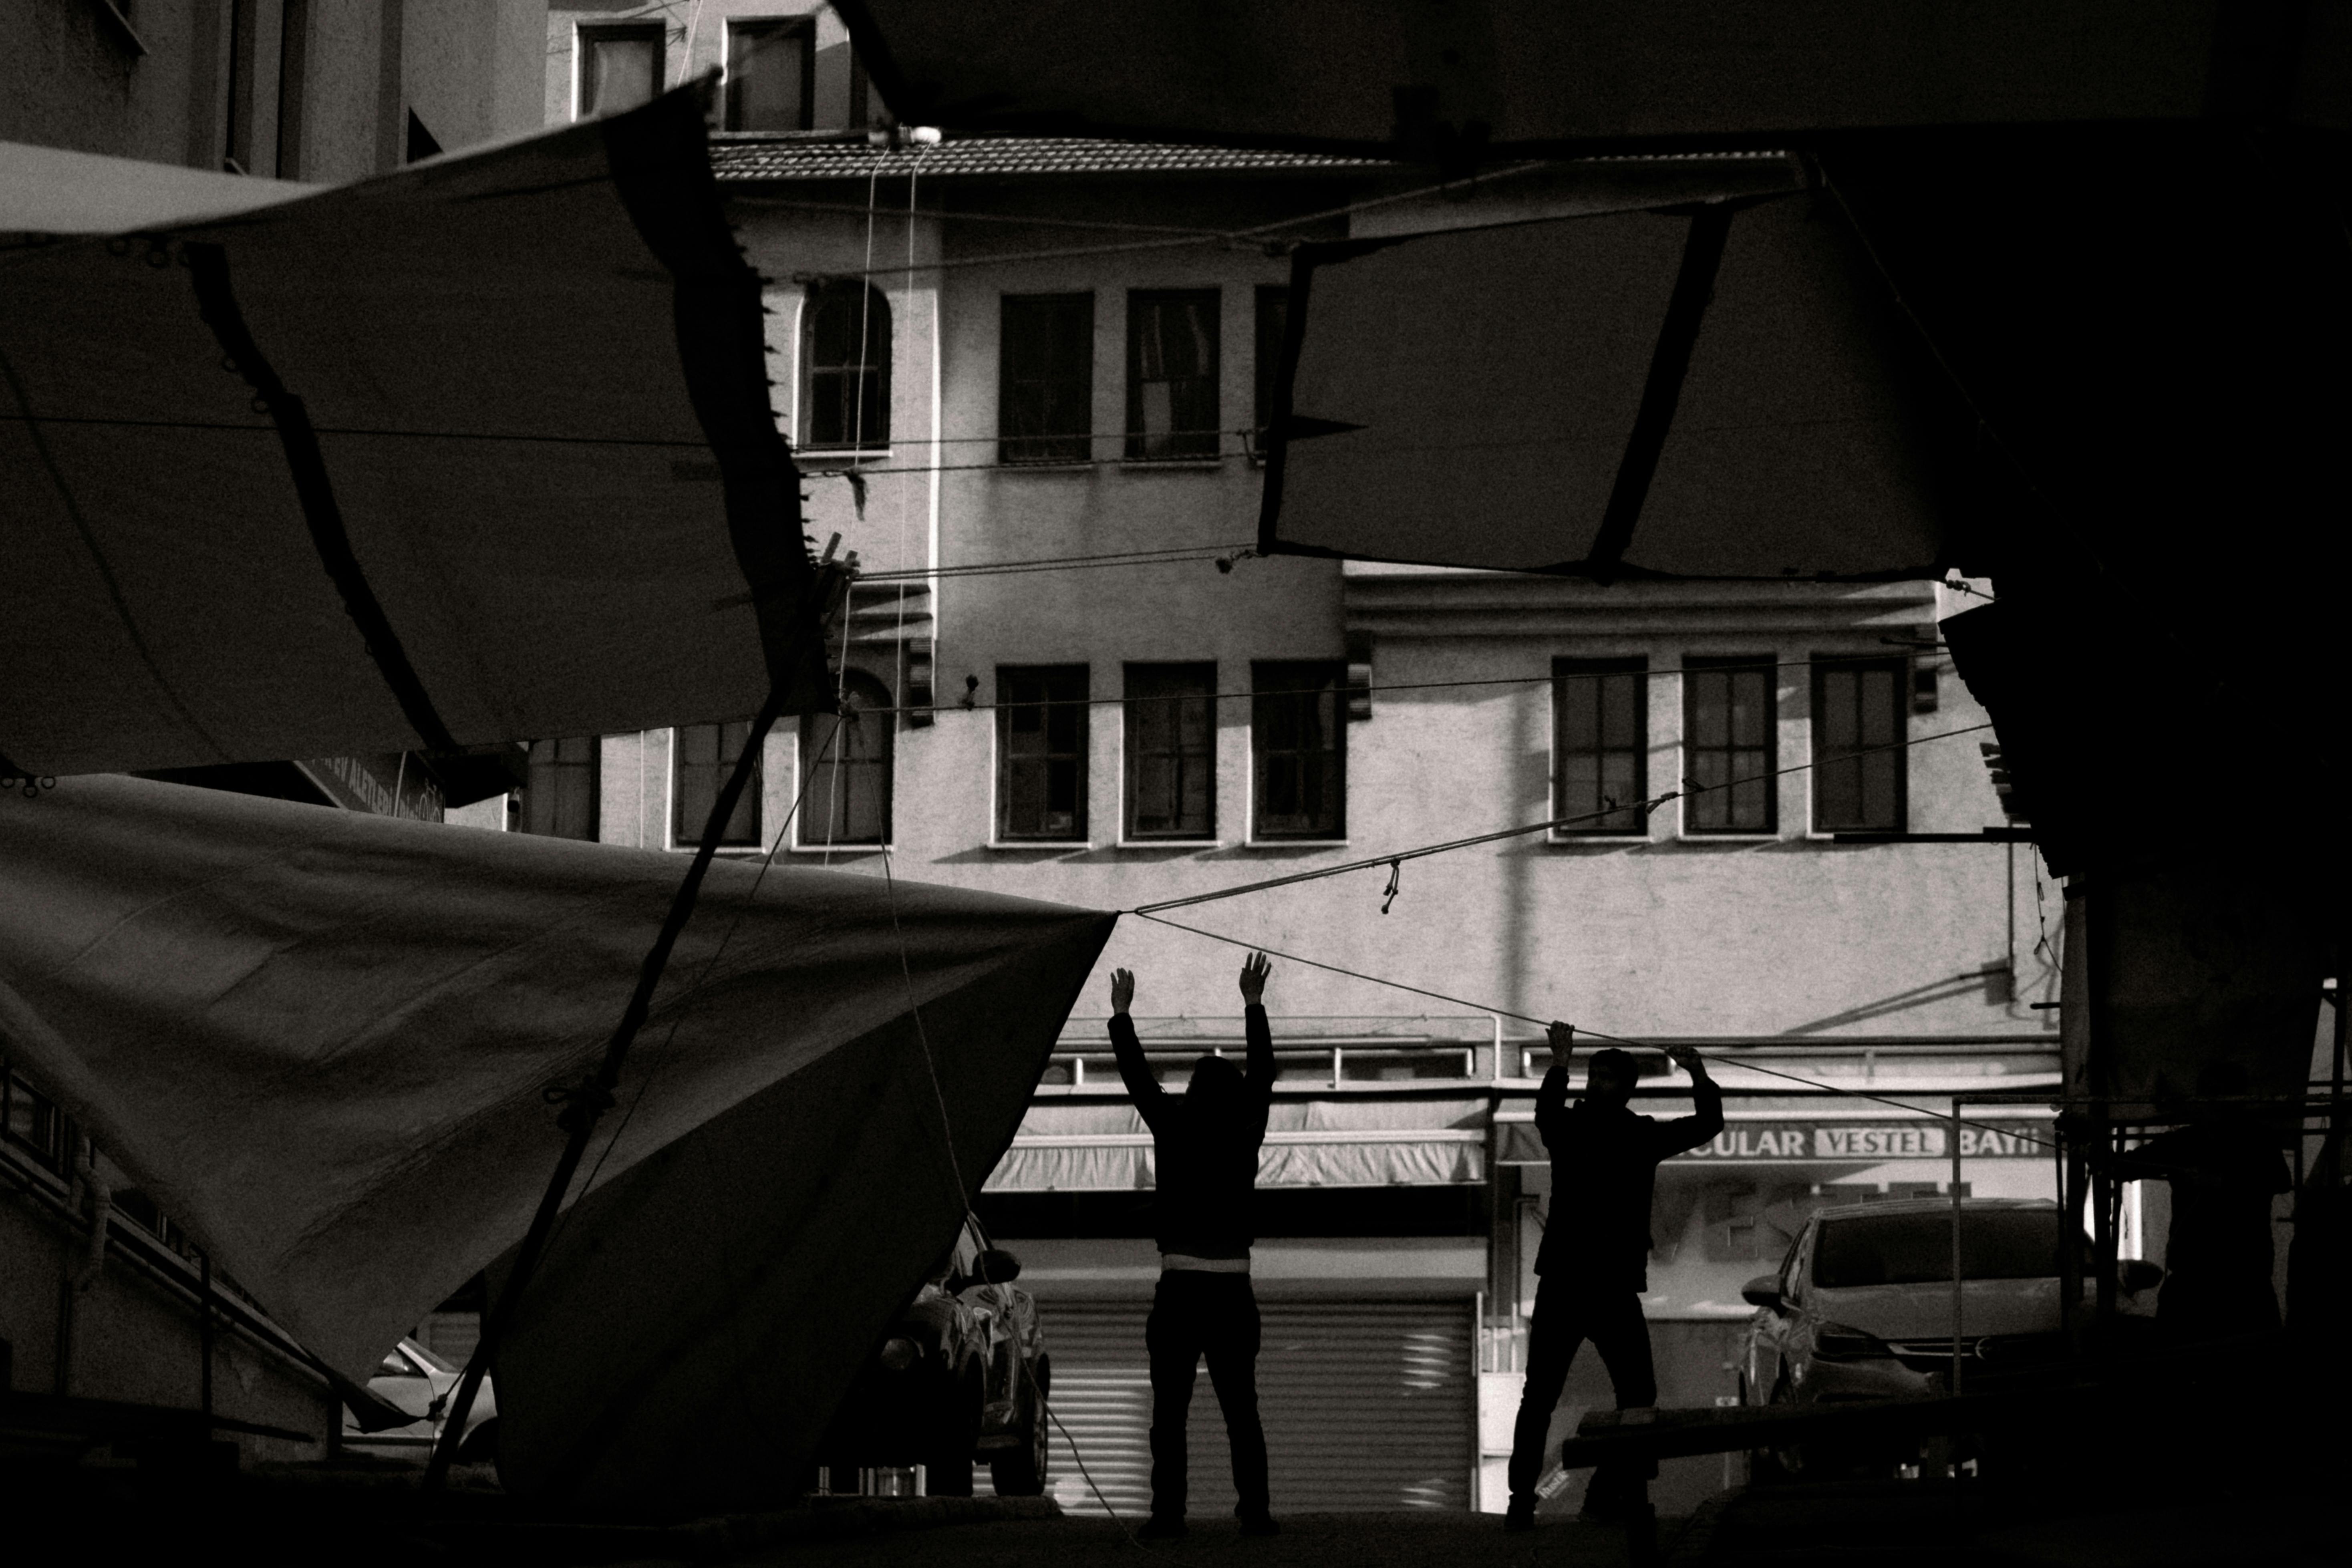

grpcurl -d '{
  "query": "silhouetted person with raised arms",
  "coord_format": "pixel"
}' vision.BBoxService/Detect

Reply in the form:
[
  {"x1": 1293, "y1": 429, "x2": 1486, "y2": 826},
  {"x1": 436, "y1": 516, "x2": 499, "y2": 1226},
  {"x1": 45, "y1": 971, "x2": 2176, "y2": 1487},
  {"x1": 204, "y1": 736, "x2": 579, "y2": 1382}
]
[
  {"x1": 1506, "y1": 1025, "x2": 1722, "y2": 1533},
  {"x1": 1110, "y1": 954, "x2": 1278, "y2": 1540}
]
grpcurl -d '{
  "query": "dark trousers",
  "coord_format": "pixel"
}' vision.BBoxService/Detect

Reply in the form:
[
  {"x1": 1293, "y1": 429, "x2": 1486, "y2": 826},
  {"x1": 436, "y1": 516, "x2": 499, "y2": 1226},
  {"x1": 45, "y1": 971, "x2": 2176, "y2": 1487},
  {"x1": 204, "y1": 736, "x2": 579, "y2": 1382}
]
[
  {"x1": 1145, "y1": 1270, "x2": 1269, "y2": 1520},
  {"x1": 1507, "y1": 1276, "x2": 1657, "y2": 1502}
]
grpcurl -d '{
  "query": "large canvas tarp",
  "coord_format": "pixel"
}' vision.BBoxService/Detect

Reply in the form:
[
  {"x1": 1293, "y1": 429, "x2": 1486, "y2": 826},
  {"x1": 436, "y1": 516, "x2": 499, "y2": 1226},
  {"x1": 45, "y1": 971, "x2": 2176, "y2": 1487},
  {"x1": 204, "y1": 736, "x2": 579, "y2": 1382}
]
[
  {"x1": 842, "y1": 2, "x2": 2351, "y2": 151},
  {"x1": 1259, "y1": 186, "x2": 1977, "y2": 578},
  {"x1": 0, "y1": 776, "x2": 1114, "y2": 1417},
  {"x1": 0, "y1": 85, "x2": 826, "y2": 781}
]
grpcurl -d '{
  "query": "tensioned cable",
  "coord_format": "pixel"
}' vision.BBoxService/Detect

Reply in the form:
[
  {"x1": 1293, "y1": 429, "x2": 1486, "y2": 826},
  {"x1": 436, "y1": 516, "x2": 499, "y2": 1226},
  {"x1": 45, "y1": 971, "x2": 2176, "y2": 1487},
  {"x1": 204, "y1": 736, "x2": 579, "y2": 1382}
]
[
  {"x1": 1130, "y1": 721, "x2": 1996, "y2": 916},
  {"x1": 880, "y1": 648, "x2": 1957, "y2": 719},
  {"x1": 810, "y1": 160, "x2": 1563, "y2": 280},
  {"x1": 550, "y1": 715, "x2": 846, "y2": 1240},
  {"x1": 1130, "y1": 911, "x2": 2058, "y2": 1152}
]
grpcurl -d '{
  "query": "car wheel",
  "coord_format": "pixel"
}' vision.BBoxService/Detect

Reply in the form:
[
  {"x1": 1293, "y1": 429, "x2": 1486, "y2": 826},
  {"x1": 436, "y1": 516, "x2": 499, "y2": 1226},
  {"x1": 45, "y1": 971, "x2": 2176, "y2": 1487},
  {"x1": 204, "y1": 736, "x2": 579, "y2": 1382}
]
[
  {"x1": 990, "y1": 1387, "x2": 1050, "y2": 1498},
  {"x1": 1764, "y1": 1371, "x2": 1807, "y2": 1479}
]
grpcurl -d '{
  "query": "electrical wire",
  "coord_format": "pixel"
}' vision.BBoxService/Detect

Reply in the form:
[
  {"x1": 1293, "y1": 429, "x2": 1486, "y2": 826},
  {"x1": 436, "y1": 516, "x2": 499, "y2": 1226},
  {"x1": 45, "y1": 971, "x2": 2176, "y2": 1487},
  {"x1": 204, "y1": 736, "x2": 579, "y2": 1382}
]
[
  {"x1": 1128, "y1": 911, "x2": 2057, "y2": 1152},
  {"x1": 893, "y1": 649, "x2": 1953, "y2": 719},
  {"x1": 1130, "y1": 721, "x2": 1994, "y2": 917}
]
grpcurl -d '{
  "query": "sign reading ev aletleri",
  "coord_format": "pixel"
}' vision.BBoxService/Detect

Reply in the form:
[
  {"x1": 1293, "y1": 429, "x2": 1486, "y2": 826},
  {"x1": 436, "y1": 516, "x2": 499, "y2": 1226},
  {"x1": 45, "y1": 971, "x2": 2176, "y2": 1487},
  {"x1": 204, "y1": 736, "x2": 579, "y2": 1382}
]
[{"x1": 1670, "y1": 1123, "x2": 2048, "y2": 1161}]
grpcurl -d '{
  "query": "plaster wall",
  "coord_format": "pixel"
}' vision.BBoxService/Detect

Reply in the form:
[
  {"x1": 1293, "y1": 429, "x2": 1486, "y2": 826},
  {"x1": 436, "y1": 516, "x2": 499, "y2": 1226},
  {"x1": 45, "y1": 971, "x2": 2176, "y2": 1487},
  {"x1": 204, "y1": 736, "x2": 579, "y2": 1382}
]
[{"x1": 546, "y1": 0, "x2": 860, "y2": 129}]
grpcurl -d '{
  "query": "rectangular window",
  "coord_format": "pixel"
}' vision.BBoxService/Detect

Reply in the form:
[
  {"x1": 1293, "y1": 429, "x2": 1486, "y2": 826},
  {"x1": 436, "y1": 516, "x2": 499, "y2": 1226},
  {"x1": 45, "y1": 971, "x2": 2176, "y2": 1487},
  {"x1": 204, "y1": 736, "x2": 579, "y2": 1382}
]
[
  {"x1": 579, "y1": 25, "x2": 665, "y2": 119},
  {"x1": 1252, "y1": 661, "x2": 1345, "y2": 839},
  {"x1": 1253, "y1": 284, "x2": 1289, "y2": 451},
  {"x1": 522, "y1": 737, "x2": 600, "y2": 841},
  {"x1": 1812, "y1": 657, "x2": 1907, "y2": 832},
  {"x1": 1683, "y1": 656, "x2": 1776, "y2": 833},
  {"x1": 1553, "y1": 658, "x2": 1647, "y2": 833},
  {"x1": 999, "y1": 666, "x2": 1089, "y2": 840},
  {"x1": 672, "y1": 721, "x2": 762, "y2": 847},
  {"x1": 999, "y1": 293, "x2": 1093, "y2": 464},
  {"x1": 725, "y1": 19, "x2": 814, "y2": 132},
  {"x1": 1126, "y1": 289, "x2": 1220, "y2": 460},
  {"x1": 1124, "y1": 663, "x2": 1216, "y2": 839}
]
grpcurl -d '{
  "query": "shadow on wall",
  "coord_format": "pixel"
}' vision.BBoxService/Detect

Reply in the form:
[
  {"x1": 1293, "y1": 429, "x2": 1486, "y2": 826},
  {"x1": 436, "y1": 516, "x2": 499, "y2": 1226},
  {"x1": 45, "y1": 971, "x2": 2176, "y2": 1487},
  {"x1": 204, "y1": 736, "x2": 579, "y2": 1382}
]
[{"x1": 1781, "y1": 966, "x2": 2016, "y2": 1034}]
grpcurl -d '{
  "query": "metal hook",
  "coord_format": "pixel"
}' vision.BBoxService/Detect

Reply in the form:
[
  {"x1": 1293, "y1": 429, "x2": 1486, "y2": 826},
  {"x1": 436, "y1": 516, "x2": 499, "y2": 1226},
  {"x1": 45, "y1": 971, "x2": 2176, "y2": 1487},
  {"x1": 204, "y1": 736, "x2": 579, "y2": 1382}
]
[{"x1": 1380, "y1": 858, "x2": 1402, "y2": 914}]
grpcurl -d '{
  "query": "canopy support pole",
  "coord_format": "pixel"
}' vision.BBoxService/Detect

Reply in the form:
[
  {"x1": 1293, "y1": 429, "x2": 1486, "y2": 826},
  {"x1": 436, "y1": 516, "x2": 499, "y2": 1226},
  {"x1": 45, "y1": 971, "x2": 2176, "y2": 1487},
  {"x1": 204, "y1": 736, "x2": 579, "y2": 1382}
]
[{"x1": 424, "y1": 682, "x2": 789, "y2": 1492}]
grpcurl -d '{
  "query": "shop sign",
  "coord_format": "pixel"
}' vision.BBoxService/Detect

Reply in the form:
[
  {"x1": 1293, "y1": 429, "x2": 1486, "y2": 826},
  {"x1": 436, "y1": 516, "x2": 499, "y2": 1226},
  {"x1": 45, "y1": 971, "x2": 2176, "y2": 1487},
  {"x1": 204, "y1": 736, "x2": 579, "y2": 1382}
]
[{"x1": 1669, "y1": 1122, "x2": 2048, "y2": 1162}]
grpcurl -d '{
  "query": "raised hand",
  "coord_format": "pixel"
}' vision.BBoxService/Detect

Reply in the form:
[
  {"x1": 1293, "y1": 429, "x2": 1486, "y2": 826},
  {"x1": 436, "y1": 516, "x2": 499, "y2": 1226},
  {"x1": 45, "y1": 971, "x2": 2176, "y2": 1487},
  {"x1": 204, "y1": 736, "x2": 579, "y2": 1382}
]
[
  {"x1": 1546, "y1": 1020, "x2": 1575, "y2": 1075},
  {"x1": 1238, "y1": 952, "x2": 1271, "y2": 1007},
  {"x1": 1110, "y1": 968, "x2": 1136, "y2": 1015},
  {"x1": 1663, "y1": 1042, "x2": 1708, "y2": 1079}
]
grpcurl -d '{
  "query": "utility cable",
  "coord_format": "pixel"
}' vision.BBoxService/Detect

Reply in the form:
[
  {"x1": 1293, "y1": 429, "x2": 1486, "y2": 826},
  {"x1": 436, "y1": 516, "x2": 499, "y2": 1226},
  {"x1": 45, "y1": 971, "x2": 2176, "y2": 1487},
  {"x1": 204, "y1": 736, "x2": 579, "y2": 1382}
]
[
  {"x1": 868, "y1": 646, "x2": 1953, "y2": 717},
  {"x1": 1129, "y1": 911, "x2": 2055, "y2": 1152},
  {"x1": 1130, "y1": 723, "x2": 1996, "y2": 915}
]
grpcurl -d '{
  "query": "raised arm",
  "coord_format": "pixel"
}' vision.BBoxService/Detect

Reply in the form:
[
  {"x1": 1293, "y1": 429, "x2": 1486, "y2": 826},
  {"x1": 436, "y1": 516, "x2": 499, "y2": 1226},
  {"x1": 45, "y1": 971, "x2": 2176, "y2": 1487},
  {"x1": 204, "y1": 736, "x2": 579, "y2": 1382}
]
[
  {"x1": 1533, "y1": 1021, "x2": 1574, "y2": 1145},
  {"x1": 1108, "y1": 968, "x2": 1170, "y2": 1134},
  {"x1": 1651, "y1": 1043, "x2": 1725, "y2": 1156},
  {"x1": 1239, "y1": 952, "x2": 1275, "y2": 1110}
]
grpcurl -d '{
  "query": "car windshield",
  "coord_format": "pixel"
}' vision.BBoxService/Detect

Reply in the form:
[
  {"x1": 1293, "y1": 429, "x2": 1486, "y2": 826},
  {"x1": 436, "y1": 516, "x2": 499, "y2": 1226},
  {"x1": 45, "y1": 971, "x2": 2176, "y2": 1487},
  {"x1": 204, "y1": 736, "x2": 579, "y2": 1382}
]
[
  {"x1": 1813, "y1": 1209, "x2": 2063, "y2": 1288},
  {"x1": 402, "y1": 1339, "x2": 455, "y2": 1373}
]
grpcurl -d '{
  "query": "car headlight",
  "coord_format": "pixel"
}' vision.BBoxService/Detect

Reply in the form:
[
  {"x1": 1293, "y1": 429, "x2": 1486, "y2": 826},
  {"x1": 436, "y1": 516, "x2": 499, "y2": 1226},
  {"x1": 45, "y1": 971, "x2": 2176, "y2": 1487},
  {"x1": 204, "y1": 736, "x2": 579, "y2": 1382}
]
[
  {"x1": 1810, "y1": 1322, "x2": 1890, "y2": 1361},
  {"x1": 879, "y1": 1337, "x2": 920, "y2": 1371}
]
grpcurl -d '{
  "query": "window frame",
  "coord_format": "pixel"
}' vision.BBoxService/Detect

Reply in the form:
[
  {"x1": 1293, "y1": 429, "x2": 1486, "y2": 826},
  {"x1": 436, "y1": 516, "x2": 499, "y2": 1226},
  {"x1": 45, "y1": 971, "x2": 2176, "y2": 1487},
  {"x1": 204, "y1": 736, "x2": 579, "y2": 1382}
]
[
  {"x1": 671, "y1": 719, "x2": 763, "y2": 849},
  {"x1": 1250, "y1": 660, "x2": 1346, "y2": 842},
  {"x1": 798, "y1": 280, "x2": 891, "y2": 453},
  {"x1": 1125, "y1": 288, "x2": 1221, "y2": 462},
  {"x1": 1122, "y1": 662, "x2": 1218, "y2": 842},
  {"x1": 520, "y1": 736, "x2": 600, "y2": 842},
  {"x1": 1809, "y1": 654, "x2": 1909, "y2": 834},
  {"x1": 997, "y1": 665, "x2": 1091, "y2": 843},
  {"x1": 797, "y1": 670, "x2": 896, "y2": 850},
  {"x1": 1681, "y1": 654, "x2": 1778, "y2": 835},
  {"x1": 1551, "y1": 656, "x2": 1649, "y2": 835},
  {"x1": 999, "y1": 292, "x2": 1095, "y2": 465},
  {"x1": 723, "y1": 16, "x2": 817, "y2": 132},
  {"x1": 576, "y1": 22, "x2": 667, "y2": 120}
]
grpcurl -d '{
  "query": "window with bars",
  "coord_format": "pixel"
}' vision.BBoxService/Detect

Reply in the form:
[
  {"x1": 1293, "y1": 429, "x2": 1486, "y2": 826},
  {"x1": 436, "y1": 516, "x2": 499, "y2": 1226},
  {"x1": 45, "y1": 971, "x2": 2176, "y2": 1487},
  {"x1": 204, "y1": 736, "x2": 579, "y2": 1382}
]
[
  {"x1": 672, "y1": 720, "x2": 763, "y2": 847},
  {"x1": 999, "y1": 666, "x2": 1089, "y2": 840},
  {"x1": 1252, "y1": 661, "x2": 1345, "y2": 840},
  {"x1": 801, "y1": 281, "x2": 890, "y2": 450},
  {"x1": 724, "y1": 18, "x2": 814, "y2": 131},
  {"x1": 3, "y1": 1064, "x2": 66, "y2": 1174},
  {"x1": 1683, "y1": 656, "x2": 1776, "y2": 833},
  {"x1": 800, "y1": 672, "x2": 894, "y2": 847},
  {"x1": 1124, "y1": 663, "x2": 1216, "y2": 840},
  {"x1": 1553, "y1": 658, "x2": 1648, "y2": 833},
  {"x1": 1812, "y1": 657, "x2": 1907, "y2": 832},
  {"x1": 1253, "y1": 284, "x2": 1289, "y2": 453},
  {"x1": 999, "y1": 293, "x2": 1093, "y2": 464},
  {"x1": 521, "y1": 737, "x2": 600, "y2": 841},
  {"x1": 578, "y1": 24, "x2": 665, "y2": 119},
  {"x1": 1127, "y1": 289, "x2": 1220, "y2": 460}
]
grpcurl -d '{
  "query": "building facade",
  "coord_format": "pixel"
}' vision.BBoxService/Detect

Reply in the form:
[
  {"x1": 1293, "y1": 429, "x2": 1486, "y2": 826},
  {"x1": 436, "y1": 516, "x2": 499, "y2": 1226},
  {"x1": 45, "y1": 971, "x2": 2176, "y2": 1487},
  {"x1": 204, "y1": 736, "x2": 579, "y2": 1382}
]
[{"x1": 492, "y1": 2, "x2": 2068, "y2": 1514}]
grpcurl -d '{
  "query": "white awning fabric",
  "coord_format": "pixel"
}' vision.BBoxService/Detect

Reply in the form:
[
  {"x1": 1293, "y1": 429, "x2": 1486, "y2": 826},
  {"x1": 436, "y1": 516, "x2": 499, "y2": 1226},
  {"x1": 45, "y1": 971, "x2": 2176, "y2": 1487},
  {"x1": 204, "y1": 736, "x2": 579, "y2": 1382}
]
[
  {"x1": 0, "y1": 775, "x2": 1113, "y2": 1507},
  {"x1": 0, "y1": 85, "x2": 828, "y2": 781},
  {"x1": 987, "y1": 1097, "x2": 1488, "y2": 1190}
]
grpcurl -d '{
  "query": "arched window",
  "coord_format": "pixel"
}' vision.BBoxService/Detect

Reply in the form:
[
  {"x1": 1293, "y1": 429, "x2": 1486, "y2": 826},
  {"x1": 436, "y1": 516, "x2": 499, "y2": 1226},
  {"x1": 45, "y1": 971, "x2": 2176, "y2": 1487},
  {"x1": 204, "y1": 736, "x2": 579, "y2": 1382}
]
[
  {"x1": 800, "y1": 281, "x2": 890, "y2": 450},
  {"x1": 800, "y1": 672, "x2": 893, "y2": 847}
]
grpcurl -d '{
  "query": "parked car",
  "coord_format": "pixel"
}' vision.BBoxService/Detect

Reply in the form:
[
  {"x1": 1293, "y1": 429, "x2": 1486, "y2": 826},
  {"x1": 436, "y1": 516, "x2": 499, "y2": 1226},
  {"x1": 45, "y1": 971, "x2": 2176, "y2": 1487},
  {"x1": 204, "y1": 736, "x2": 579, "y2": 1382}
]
[
  {"x1": 343, "y1": 1336, "x2": 499, "y2": 1463},
  {"x1": 816, "y1": 1217, "x2": 1050, "y2": 1496},
  {"x1": 1737, "y1": 1198, "x2": 2160, "y2": 1473}
]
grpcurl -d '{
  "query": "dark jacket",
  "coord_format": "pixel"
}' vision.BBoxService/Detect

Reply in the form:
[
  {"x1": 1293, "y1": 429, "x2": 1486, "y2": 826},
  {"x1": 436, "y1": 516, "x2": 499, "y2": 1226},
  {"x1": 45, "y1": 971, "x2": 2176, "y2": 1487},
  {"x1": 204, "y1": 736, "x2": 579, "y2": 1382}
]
[
  {"x1": 1533, "y1": 1065, "x2": 1724, "y2": 1292},
  {"x1": 1110, "y1": 1006, "x2": 1275, "y2": 1259}
]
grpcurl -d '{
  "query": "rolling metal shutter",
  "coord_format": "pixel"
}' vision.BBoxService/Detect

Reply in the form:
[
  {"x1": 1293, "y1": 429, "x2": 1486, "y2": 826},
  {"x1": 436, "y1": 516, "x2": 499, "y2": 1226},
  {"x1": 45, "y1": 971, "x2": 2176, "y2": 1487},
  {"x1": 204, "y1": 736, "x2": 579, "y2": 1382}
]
[{"x1": 1021, "y1": 1299, "x2": 1472, "y2": 1515}]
